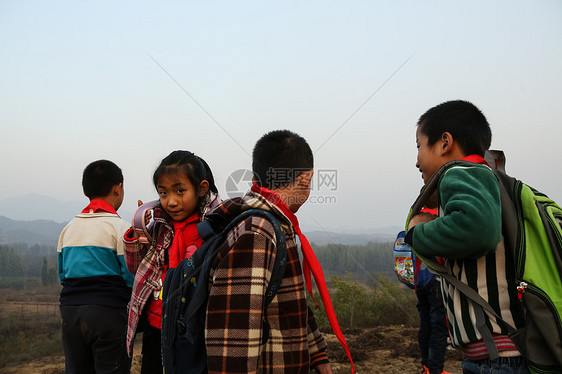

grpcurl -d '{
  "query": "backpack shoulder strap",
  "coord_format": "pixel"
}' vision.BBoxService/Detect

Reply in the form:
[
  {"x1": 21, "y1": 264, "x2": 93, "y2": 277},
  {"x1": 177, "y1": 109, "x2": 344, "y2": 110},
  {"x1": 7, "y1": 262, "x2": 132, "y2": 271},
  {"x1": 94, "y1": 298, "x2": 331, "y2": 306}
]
[
  {"x1": 239, "y1": 209, "x2": 287, "y2": 344},
  {"x1": 252, "y1": 210, "x2": 287, "y2": 306},
  {"x1": 215, "y1": 209, "x2": 287, "y2": 305},
  {"x1": 491, "y1": 169, "x2": 520, "y2": 262},
  {"x1": 407, "y1": 160, "x2": 472, "y2": 227},
  {"x1": 183, "y1": 209, "x2": 287, "y2": 322},
  {"x1": 406, "y1": 160, "x2": 472, "y2": 273}
]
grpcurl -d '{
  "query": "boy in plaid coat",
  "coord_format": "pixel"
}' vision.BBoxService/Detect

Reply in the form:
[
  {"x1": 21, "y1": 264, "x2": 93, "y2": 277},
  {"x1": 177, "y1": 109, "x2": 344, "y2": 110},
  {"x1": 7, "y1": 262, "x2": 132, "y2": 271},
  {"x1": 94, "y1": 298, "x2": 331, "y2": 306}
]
[{"x1": 205, "y1": 130, "x2": 334, "y2": 374}]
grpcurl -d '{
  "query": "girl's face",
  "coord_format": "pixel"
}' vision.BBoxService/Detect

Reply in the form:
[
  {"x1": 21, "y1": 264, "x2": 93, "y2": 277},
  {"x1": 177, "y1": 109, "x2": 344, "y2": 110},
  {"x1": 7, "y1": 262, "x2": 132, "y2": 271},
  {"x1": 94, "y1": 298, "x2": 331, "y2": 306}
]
[{"x1": 157, "y1": 172, "x2": 208, "y2": 222}]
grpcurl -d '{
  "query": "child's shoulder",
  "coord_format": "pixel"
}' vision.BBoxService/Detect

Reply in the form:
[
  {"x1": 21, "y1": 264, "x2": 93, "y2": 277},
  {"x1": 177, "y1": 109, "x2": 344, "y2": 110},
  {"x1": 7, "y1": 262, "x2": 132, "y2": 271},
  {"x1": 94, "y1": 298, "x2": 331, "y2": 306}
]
[
  {"x1": 75, "y1": 212, "x2": 131, "y2": 232},
  {"x1": 439, "y1": 162, "x2": 499, "y2": 199},
  {"x1": 441, "y1": 160, "x2": 495, "y2": 181},
  {"x1": 444, "y1": 159, "x2": 491, "y2": 171},
  {"x1": 229, "y1": 214, "x2": 278, "y2": 241}
]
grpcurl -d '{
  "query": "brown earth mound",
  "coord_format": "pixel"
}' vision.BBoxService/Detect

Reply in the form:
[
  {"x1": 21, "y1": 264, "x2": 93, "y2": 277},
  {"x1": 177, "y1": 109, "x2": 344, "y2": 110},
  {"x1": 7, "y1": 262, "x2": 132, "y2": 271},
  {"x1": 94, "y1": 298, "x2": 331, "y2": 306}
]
[{"x1": 0, "y1": 325, "x2": 463, "y2": 374}]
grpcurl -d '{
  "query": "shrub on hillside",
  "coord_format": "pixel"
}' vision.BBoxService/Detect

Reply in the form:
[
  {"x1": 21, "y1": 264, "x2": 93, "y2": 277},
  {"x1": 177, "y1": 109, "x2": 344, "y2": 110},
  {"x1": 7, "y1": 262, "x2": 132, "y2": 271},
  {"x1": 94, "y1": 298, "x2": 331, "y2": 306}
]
[{"x1": 310, "y1": 274, "x2": 418, "y2": 331}]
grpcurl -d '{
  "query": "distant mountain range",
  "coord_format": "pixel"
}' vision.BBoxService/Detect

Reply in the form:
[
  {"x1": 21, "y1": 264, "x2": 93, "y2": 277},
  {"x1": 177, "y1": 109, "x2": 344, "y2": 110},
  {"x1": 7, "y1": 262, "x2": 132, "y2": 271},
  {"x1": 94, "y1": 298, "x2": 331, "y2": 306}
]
[
  {"x1": 0, "y1": 194, "x2": 130, "y2": 247},
  {"x1": 0, "y1": 216, "x2": 66, "y2": 246},
  {"x1": 305, "y1": 230, "x2": 396, "y2": 245},
  {"x1": 0, "y1": 215, "x2": 397, "y2": 248},
  {"x1": 0, "y1": 194, "x2": 134, "y2": 223},
  {"x1": 0, "y1": 194, "x2": 399, "y2": 247}
]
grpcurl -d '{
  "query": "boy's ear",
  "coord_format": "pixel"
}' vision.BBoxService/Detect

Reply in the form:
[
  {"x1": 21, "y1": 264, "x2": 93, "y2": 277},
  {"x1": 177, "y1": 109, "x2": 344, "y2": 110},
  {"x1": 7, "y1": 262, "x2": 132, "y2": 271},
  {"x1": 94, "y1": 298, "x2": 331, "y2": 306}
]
[
  {"x1": 198, "y1": 180, "x2": 210, "y2": 197},
  {"x1": 112, "y1": 183, "x2": 123, "y2": 196},
  {"x1": 441, "y1": 132, "x2": 454, "y2": 155}
]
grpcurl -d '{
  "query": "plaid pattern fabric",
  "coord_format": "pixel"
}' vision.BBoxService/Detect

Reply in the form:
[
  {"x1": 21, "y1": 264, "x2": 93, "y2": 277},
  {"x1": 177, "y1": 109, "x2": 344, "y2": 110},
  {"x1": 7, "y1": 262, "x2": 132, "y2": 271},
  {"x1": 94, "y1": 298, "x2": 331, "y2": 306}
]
[
  {"x1": 205, "y1": 192, "x2": 328, "y2": 373},
  {"x1": 124, "y1": 206, "x2": 174, "y2": 356}
]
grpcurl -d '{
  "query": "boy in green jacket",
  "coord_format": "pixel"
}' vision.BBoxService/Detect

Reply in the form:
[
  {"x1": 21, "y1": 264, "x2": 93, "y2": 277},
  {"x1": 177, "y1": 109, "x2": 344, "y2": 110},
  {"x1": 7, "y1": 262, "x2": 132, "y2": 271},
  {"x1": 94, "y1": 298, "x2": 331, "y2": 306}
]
[{"x1": 405, "y1": 100, "x2": 528, "y2": 374}]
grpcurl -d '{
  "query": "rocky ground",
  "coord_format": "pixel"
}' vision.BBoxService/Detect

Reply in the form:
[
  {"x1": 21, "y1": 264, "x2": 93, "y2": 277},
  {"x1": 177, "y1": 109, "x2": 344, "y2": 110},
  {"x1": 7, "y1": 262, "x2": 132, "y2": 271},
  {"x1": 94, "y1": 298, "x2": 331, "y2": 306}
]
[
  {"x1": 323, "y1": 325, "x2": 462, "y2": 373},
  {"x1": 0, "y1": 325, "x2": 463, "y2": 374}
]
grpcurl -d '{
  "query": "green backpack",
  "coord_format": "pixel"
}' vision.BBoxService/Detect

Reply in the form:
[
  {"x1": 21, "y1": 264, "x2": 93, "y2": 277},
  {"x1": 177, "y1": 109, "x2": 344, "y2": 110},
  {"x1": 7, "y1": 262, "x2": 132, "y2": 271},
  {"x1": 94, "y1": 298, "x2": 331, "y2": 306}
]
[{"x1": 407, "y1": 158, "x2": 562, "y2": 374}]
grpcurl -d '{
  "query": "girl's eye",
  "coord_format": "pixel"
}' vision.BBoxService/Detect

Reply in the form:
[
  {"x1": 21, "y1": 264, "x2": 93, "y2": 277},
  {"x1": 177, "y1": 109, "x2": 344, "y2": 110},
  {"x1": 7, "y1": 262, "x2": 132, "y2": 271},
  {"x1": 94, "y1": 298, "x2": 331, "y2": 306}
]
[
  {"x1": 177, "y1": 189, "x2": 185, "y2": 194},
  {"x1": 158, "y1": 191, "x2": 167, "y2": 196}
]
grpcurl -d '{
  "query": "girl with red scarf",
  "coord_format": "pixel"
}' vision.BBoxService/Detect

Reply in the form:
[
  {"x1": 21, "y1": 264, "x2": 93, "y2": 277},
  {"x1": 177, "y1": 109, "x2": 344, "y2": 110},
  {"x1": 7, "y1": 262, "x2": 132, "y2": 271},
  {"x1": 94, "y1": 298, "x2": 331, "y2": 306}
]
[{"x1": 124, "y1": 150, "x2": 219, "y2": 373}]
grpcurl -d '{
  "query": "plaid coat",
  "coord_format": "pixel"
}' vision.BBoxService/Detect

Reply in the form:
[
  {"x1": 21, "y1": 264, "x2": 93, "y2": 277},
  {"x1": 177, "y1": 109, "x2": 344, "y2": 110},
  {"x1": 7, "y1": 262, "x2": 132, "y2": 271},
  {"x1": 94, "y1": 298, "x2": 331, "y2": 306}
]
[
  {"x1": 123, "y1": 205, "x2": 174, "y2": 356},
  {"x1": 206, "y1": 192, "x2": 328, "y2": 373}
]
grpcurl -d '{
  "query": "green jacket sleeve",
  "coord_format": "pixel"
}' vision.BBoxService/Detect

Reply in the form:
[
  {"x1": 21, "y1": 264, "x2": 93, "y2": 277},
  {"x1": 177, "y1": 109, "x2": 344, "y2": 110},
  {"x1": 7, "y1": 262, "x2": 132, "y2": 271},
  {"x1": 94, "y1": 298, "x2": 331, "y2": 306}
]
[{"x1": 412, "y1": 165, "x2": 502, "y2": 259}]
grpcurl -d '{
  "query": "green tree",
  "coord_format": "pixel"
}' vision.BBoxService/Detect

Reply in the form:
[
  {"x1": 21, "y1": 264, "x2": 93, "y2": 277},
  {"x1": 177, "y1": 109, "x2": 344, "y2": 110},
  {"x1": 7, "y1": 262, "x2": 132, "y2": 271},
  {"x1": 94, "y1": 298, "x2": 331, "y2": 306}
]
[
  {"x1": 41, "y1": 257, "x2": 49, "y2": 286},
  {"x1": 41, "y1": 256, "x2": 59, "y2": 286},
  {"x1": 371, "y1": 276, "x2": 418, "y2": 326},
  {"x1": 331, "y1": 273, "x2": 371, "y2": 328},
  {"x1": 48, "y1": 267, "x2": 58, "y2": 285},
  {"x1": 0, "y1": 245, "x2": 24, "y2": 277},
  {"x1": 308, "y1": 274, "x2": 418, "y2": 331}
]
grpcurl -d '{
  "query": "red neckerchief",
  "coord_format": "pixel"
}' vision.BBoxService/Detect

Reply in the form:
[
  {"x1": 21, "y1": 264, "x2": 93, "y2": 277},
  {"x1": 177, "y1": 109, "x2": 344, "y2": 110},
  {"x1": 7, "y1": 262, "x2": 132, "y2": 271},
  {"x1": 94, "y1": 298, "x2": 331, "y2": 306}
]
[
  {"x1": 81, "y1": 199, "x2": 118, "y2": 215},
  {"x1": 147, "y1": 212, "x2": 203, "y2": 329},
  {"x1": 169, "y1": 213, "x2": 202, "y2": 268},
  {"x1": 462, "y1": 154, "x2": 490, "y2": 167},
  {"x1": 251, "y1": 183, "x2": 355, "y2": 373}
]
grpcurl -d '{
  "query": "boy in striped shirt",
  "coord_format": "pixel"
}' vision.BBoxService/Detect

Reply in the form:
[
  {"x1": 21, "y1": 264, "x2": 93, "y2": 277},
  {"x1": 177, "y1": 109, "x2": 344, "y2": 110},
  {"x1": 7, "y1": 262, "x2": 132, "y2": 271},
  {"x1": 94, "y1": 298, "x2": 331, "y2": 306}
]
[
  {"x1": 58, "y1": 160, "x2": 134, "y2": 374},
  {"x1": 405, "y1": 101, "x2": 528, "y2": 374}
]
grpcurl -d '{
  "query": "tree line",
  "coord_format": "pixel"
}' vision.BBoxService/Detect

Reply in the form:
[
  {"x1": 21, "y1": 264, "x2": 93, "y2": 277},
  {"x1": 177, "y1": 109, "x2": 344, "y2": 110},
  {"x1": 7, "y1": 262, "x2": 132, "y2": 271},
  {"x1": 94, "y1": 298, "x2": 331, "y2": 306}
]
[
  {"x1": 0, "y1": 244, "x2": 58, "y2": 287},
  {"x1": 0, "y1": 240, "x2": 398, "y2": 289},
  {"x1": 311, "y1": 241, "x2": 396, "y2": 284}
]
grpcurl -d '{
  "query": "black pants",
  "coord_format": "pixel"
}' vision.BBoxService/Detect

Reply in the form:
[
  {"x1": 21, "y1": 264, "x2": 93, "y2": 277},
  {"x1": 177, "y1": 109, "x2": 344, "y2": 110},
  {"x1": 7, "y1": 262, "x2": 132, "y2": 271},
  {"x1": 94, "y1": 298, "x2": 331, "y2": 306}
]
[
  {"x1": 140, "y1": 324, "x2": 164, "y2": 374},
  {"x1": 416, "y1": 280, "x2": 449, "y2": 374},
  {"x1": 60, "y1": 305, "x2": 131, "y2": 374}
]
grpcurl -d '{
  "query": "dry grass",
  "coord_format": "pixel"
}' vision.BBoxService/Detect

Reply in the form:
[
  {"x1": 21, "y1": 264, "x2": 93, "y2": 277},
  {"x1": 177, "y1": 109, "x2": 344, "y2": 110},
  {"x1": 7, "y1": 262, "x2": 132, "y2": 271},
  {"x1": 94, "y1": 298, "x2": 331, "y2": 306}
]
[
  {"x1": 0, "y1": 286, "x2": 62, "y2": 368},
  {"x1": 0, "y1": 282, "x2": 464, "y2": 373}
]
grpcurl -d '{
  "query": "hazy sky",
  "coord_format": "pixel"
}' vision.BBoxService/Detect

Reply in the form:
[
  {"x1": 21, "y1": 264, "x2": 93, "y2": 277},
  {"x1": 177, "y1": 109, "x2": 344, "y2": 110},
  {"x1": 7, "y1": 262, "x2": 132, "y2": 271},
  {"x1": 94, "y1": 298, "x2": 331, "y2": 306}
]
[{"x1": 1, "y1": 1, "x2": 561, "y2": 232}]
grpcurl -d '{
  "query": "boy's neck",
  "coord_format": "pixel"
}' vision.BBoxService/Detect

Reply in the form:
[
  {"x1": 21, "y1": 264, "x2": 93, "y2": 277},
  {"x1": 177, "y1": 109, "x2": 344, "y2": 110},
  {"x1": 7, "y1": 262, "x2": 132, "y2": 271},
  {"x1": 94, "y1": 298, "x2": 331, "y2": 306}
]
[
  {"x1": 88, "y1": 183, "x2": 123, "y2": 212},
  {"x1": 271, "y1": 188, "x2": 299, "y2": 213},
  {"x1": 252, "y1": 184, "x2": 301, "y2": 214},
  {"x1": 445, "y1": 148, "x2": 467, "y2": 163},
  {"x1": 102, "y1": 196, "x2": 120, "y2": 211}
]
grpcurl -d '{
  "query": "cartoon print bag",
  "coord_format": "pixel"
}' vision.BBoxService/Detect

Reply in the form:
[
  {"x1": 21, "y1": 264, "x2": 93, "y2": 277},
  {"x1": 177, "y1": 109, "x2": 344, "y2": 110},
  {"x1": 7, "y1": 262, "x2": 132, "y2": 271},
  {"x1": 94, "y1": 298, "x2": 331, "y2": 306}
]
[{"x1": 394, "y1": 231, "x2": 415, "y2": 289}]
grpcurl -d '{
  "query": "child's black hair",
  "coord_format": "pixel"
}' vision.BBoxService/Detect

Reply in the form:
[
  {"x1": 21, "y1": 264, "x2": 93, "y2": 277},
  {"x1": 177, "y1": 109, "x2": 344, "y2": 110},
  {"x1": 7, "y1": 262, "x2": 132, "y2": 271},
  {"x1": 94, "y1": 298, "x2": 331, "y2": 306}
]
[
  {"x1": 153, "y1": 150, "x2": 217, "y2": 213},
  {"x1": 252, "y1": 130, "x2": 313, "y2": 189},
  {"x1": 417, "y1": 100, "x2": 492, "y2": 157},
  {"x1": 82, "y1": 160, "x2": 123, "y2": 200}
]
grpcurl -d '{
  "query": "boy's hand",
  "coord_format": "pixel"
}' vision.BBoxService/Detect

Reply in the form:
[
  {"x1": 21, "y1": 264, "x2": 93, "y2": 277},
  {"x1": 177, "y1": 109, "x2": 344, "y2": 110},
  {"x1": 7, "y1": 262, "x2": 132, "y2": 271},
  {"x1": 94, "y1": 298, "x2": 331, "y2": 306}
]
[
  {"x1": 314, "y1": 363, "x2": 333, "y2": 374},
  {"x1": 408, "y1": 211, "x2": 437, "y2": 230}
]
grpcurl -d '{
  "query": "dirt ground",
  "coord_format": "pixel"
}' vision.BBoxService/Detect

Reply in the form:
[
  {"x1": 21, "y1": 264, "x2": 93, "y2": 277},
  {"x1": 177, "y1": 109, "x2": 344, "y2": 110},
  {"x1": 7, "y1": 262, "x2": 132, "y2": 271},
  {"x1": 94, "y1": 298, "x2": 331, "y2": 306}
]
[
  {"x1": 0, "y1": 324, "x2": 463, "y2": 374},
  {"x1": 324, "y1": 325, "x2": 463, "y2": 374}
]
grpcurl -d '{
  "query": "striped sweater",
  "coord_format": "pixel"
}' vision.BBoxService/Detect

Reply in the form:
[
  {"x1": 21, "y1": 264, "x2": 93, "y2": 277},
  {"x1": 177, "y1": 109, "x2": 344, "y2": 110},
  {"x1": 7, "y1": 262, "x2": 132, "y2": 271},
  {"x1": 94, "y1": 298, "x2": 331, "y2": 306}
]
[
  {"x1": 205, "y1": 192, "x2": 329, "y2": 373},
  {"x1": 57, "y1": 211, "x2": 133, "y2": 307},
  {"x1": 407, "y1": 163, "x2": 523, "y2": 351}
]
